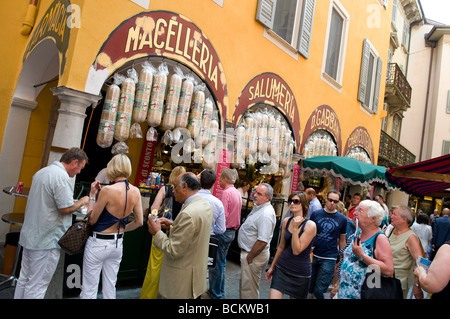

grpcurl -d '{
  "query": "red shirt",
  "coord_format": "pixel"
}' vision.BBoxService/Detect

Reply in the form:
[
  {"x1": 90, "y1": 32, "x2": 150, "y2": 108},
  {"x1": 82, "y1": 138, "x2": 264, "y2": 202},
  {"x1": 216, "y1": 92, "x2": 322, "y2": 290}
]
[{"x1": 221, "y1": 185, "x2": 242, "y2": 230}]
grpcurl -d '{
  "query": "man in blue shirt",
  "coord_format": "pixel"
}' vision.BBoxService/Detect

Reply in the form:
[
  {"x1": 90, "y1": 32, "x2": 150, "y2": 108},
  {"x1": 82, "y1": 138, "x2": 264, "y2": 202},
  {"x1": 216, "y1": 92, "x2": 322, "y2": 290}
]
[
  {"x1": 309, "y1": 189, "x2": 347, "y2": 299},
  {"x1": 198, "y1": 169, "x2": 226, "y2": 235},
  {"x1": 306, "y1": 188, "x2": 323, "y2": 218}
]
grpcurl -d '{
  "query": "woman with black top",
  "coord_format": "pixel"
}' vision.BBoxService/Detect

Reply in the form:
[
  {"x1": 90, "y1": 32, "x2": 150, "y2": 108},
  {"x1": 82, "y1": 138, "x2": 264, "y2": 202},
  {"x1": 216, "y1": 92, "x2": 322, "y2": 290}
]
[
  {"x1": 140, "y1": 166, "x2": 186, "y2": 299},
  {"x1": 81, "y1": 154, "x2": 144, "y2": 299},
  {"x1": 265, "y1": 191, "x2": 317, "y2": 299}
]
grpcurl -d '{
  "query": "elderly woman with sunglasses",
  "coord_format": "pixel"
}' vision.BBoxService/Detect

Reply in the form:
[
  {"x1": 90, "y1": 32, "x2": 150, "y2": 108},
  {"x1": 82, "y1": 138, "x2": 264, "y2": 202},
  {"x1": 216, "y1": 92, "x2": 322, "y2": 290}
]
[
  {"x1": 265, "y1": 192, "x2": 317, "y2": 299},
  {"x1": 334, "y1": 200, "x2": 394, "y2": 299}
]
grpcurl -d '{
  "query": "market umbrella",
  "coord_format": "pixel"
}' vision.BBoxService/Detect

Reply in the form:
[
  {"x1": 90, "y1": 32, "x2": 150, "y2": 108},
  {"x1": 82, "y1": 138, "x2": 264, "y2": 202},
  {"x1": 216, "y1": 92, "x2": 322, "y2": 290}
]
[
  {"x1": 302, "y1": 156, "x2": 389, "y2": 187},
  {"x1": 385, "y1": 154, "x2": 450, "y2": 197}
]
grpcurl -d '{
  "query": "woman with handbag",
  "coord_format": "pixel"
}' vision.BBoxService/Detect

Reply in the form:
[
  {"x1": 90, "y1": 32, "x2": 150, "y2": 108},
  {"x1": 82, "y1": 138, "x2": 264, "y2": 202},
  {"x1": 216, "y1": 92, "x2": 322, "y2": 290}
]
[
  {"x1": 334, "y1": 200, "x2": 394, "y2": 299},
  {"x1": 80, "y1": 154, "x2": 144, "y2": 299},
  {"x1": 389, "y1": 205, "x2": 425, "y2": 299},
  {"x1": 140, "y1": 166, "x2": 185, "y2": 299}
]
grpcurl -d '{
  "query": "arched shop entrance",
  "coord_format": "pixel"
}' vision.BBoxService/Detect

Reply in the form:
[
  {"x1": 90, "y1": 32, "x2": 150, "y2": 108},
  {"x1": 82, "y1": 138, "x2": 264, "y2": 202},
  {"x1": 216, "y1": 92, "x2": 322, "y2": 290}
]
[{"x1": 79, "y1": 10, "x2": 228, "y2": 185}]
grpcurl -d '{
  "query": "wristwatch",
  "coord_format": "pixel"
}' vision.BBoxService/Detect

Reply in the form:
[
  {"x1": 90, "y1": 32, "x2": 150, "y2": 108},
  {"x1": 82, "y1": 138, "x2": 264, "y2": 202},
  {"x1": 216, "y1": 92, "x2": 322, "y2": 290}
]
[{"x1": 358, "y1": 253, "x2": 365, "y2": 261}]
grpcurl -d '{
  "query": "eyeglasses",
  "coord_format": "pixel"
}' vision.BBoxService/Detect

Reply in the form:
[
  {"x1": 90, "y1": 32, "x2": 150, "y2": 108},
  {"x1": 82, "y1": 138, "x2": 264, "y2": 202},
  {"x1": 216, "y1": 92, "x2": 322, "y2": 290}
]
[
  {"x1": 327, "y1": 198, "x2": 339, "y2": 204},
  {"x1": 288, "y1": 199, "x2": 301, "y2": 205}
]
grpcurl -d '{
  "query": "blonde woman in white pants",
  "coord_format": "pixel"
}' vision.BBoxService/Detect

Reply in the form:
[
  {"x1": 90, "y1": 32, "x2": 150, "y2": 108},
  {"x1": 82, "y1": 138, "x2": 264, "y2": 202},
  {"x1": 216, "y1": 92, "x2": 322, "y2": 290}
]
[{"x1": 80, "y1": 154, "x2": 143, "y2": 299}]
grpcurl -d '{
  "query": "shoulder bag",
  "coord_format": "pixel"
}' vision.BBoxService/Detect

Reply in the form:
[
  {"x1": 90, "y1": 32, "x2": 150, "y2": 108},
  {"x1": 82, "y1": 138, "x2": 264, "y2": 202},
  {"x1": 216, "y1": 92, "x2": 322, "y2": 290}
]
[{"x1": 360, "y1": 232, "x2": 403, "y2": 299}]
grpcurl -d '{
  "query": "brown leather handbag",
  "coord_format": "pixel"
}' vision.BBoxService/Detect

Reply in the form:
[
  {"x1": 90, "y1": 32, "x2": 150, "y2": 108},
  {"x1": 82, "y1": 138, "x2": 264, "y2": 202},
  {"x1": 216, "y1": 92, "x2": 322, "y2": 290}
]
[{"x1": 58, "y1": 214, "x2": 92, "y2": 255}]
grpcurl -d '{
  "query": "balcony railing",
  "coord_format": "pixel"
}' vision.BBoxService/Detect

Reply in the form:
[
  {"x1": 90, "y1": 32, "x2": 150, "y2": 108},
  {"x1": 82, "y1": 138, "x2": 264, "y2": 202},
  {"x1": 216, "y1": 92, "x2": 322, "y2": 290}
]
[
  {"x1": 385, "y1": 63, "x2": 412, "y2": 110},
  {"x1": 378, "y1": 130, "x2": 415, "y2": 168}
]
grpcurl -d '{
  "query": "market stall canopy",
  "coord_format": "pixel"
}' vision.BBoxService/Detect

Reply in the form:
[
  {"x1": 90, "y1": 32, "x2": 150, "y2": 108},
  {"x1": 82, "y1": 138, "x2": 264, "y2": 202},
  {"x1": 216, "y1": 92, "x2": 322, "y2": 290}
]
[
  {"x1": 385, "y1": 154, "x2": 450, "y2": 198},
  {"x1": 302, "y1": 156, "x2": 389, "y2": 187}
]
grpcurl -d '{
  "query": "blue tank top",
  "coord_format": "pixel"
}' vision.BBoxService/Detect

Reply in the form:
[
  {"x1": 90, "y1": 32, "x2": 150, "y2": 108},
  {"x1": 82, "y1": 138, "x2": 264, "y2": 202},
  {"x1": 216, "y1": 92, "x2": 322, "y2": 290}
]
[
  {"x1": 92, "y1": 179, "x2": 130, "y2": 233},
  {"x1": 277, "y1": 217, "x2": 313, "y2": 277}
]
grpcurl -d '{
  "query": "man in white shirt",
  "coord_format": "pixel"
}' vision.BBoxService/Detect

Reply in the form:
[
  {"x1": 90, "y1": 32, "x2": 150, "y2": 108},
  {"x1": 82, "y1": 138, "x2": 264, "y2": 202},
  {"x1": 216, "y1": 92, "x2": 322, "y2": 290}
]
[
  {"x1": 15, "y1": 148, "x2": 89, "y2": 299},
  {"x1": 238, "y1": 183, "x2": 276, "y2": 299}
]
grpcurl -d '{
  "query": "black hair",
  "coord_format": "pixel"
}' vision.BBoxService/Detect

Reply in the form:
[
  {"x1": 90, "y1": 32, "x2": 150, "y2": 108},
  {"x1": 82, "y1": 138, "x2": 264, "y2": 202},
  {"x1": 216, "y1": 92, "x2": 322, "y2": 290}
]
[{"x1": 200, "y1": 169, "x2": 217, "y2": 189}]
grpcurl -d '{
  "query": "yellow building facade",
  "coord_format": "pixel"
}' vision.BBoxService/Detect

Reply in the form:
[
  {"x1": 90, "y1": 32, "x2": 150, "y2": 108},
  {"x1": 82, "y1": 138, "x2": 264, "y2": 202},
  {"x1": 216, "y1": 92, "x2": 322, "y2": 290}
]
[{"x1": 1, "y1": 0, "x2": 392, "y2": 220}]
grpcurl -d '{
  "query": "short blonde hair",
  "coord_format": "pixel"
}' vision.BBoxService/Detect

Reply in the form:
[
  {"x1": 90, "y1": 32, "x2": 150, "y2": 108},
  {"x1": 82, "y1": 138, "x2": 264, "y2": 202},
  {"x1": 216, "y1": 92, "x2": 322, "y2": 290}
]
[
  {"x1": 168, "y1": 166, "x2": 186, "y2": 185},
  {"x1": 106, "y1": 154, "x2": 132, "y2": 181}
]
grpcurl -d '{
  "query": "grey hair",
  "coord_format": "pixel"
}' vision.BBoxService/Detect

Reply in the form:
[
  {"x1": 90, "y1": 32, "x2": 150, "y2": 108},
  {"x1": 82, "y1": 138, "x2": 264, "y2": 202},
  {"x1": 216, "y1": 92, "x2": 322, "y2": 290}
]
[
  {"x1": 395, "y1": 205, "x2": 416, "y2": 226},
  {"x1": 358, "y1": 200, "x2": 385, "y2": 226},
  {"x1": 260, "y1": 183, "x2": 273, "y2": 200},
  {"x1": 220, "y1": 168, "x2": 239, "y2": 184}
]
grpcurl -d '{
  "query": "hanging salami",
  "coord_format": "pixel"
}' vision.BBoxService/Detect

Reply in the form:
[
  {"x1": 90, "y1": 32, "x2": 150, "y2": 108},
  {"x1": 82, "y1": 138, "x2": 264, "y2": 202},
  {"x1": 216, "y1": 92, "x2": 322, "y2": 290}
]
[
  {"x1": 114, "y1": 68, "x2": 137, "y2": 142},
  {"x1": 147, "y1": 63, "x2": 168, "y2": 127},
  {"x1": 187, "y1": 84, "x2": 205, "y2": 139},
  {"x1": 161, "y1": 67, "x2": 183, "y2": 131},
  {"x1": 96, "y1": 74, "x2": 123, "y2": 148}
]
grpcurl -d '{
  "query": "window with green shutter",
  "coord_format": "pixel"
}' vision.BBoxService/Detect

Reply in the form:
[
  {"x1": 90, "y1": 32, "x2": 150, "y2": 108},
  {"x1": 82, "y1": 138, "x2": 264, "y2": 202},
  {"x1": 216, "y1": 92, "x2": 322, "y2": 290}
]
[
  {"x1": 443, "y1": 140, "x2": 450, "y2": 155},
  {"x1": 255, "y1": 0, "x2": 316, "y2": 58},
  {"x1": 358, "y1": 39, "x2": 383, "y2": 114}
]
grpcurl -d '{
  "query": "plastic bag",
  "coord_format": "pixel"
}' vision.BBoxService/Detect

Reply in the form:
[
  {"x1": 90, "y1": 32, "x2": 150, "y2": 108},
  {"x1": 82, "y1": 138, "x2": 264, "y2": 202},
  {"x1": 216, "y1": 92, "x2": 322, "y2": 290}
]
[
  {"x1": 158, "y1": 195, "x2": 173, "y2": 220},
  {"x1": 146, "y1": 127, "x2": 158, "y2": 141},
  {"x1": 111, "y1": 141, "x2": 129, "y2": 155}
]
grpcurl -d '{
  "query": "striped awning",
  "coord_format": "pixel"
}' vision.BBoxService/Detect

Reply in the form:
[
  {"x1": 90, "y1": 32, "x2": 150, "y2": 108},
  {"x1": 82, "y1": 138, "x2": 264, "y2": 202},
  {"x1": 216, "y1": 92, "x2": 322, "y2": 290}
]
[{"x1": 385, "y1": 154, "x2": 450, "y2": 197}]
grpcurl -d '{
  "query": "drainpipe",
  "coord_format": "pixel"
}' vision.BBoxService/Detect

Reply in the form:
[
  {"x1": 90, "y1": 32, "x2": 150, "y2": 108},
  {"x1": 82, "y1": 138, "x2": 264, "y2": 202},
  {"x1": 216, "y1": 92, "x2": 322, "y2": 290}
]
[
  {"x1": 21, "y1": 0, "x2": 38, "y2": 36},
  {"x1": 420, "y1": 41, "x2": 435, "y2": 161}
]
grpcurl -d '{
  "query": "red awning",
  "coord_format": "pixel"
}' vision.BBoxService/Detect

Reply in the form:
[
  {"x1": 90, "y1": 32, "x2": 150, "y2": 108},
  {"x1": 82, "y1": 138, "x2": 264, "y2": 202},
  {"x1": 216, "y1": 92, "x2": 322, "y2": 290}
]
[{"x1": 385, "y1": 154, "x2": 450, "y2": 197}]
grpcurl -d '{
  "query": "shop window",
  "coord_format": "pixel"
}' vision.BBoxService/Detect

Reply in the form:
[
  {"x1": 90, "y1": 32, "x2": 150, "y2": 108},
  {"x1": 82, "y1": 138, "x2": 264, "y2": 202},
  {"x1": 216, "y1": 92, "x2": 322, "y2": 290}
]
[
  {"x1": 256, "y1": 0, "x2": 316, "y2": 58},
  {"x1": 302, "y1": 129, "x2": 337, "y2": 159},
  {"x1": 346, "y1": 146, "x2": 372, "y2": 164},
  {"x1": 320, "y1": 0, "x2": 349, "y2": 92},
  {"x1": 357, "y1": 39, "x2": 383, "y2": 114}
]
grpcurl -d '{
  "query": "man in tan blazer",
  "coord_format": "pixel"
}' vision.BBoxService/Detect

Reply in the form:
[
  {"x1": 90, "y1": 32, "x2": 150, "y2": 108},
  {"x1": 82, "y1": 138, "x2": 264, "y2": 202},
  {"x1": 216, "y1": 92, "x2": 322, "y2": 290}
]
[{"x1": 147, "y1": 172, "x2": 213, "y2": 299}]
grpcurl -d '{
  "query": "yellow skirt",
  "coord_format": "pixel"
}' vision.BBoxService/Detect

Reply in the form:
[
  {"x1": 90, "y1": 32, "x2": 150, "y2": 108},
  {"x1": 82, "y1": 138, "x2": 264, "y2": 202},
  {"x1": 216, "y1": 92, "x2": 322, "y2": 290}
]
[{"x1": 140, "y1": 237, "x2": 164, "y2": 299}]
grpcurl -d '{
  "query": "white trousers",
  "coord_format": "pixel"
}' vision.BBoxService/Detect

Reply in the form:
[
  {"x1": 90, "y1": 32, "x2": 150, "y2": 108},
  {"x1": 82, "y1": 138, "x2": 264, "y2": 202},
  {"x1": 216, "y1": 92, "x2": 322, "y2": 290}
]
[
  {"x1": 14, "y1": 248, "x2": 61, "y2": 299},
  {"x1": 80, "y1": 235, "x2": 123, "y2": 299}
]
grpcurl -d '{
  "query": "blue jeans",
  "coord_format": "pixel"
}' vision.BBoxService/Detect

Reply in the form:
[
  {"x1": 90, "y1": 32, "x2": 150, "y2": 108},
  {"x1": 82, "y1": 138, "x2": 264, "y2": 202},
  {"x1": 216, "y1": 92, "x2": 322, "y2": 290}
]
[
  {"x1": 208, "y1": 229, "x2": 235, "y2": 299},
  {"x1": 309, "y1": 256, "x2": 336, "y2": 299}
]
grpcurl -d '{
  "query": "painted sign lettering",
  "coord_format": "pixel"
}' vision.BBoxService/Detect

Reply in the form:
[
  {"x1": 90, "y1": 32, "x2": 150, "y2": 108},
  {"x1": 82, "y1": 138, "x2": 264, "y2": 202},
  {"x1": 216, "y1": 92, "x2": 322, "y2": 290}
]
[
  {"x1": 343, "y1": 126, "x2": 375, "y2": 163},
  {"x1": 89, "y1": 11, "x2": 227, "y2": 125},
  {"x1": 301, "y1": 105, "x2": 342, "y2": 156},
  {"x1": 233, "y1": 73, "x2": 301, "y2": 151}
]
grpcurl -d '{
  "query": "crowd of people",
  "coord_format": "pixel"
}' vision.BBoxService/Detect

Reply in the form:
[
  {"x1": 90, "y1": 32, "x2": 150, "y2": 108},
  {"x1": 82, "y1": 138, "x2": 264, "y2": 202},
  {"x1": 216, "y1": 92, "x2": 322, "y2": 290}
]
[{"x1": 12, "y1": 147, "x2": 450, "y2": 300}]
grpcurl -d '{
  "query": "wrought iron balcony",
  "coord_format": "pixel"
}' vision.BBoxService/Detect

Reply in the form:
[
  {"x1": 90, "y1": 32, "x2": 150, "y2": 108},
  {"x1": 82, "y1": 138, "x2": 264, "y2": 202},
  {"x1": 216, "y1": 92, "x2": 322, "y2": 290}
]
[
  {"x1": 378, "y1": 130, "x2": 415, "y2": 168},
  {"x1": 385, "y1": 63, "x2": 412, "y2": 111}
]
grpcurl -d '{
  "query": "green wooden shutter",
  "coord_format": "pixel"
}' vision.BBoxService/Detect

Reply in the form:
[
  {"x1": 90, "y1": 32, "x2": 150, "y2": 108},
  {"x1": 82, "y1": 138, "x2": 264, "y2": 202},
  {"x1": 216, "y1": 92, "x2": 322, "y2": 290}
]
[
  {"x1": 372, "y1": 57, "x2": 383, "y2": 113},
  {"x1": 392, "y1": 0, "x2": 398, "y2": 24},
  {"x1": 297, "y1": 0, "x2": 315, "y2": 58},
  {"x1": 256, "y1": 0, "x2": 277, "y2": 29},
  {"x1": 447, "y1": 90, "x2": 450, "y2": 113},
  {"x1": 358, "y1": 39, "x2": 370, "y2": 104},
  {"x1": 443, "y1": 140, "x2": 450, "y2": 155}
]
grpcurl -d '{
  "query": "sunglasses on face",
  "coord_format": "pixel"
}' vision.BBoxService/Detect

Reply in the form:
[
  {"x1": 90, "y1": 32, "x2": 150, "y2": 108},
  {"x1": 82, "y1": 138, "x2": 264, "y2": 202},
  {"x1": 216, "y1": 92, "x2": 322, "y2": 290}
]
[
  {"x1": 288, "y1": 199, "x2": 301, "y2": 205},
  {"x1": 327, "y1": 198, "x2": 339, "y2": 204}
]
